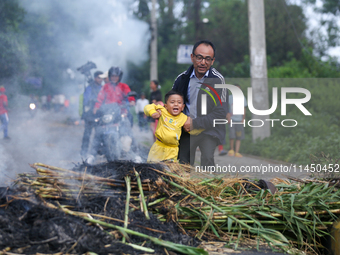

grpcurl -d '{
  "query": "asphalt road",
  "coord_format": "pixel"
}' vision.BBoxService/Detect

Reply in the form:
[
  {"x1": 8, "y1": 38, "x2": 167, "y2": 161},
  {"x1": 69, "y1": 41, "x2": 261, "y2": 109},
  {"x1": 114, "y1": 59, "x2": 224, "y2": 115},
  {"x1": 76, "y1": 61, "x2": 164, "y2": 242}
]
[
  {"x1": 0, "y1": 108, "x2": 154, "y2": 186},
  {"x1": 0, "y1": 109, "x2": 84, "y2": 186}
]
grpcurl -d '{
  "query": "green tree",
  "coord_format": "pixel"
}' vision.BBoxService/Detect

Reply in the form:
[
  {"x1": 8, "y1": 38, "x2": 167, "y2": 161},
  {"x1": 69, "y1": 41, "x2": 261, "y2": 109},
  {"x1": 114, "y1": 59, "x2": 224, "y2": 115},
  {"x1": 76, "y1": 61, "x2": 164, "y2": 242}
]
[
  {"x1": 130, "y1": 0, "x2": 338, "y2": 92},
  {"x1": 201, "y1": 0, "x2": 308, "y2": 77},
  {"x1": 130, "y1": 0, "x2": 187, "y2": 95},
  {"x1": 0, "y1": 0, "x2": 26, "y2": 79},
  {"x1": 301, "y1": 0, "x2": 340, "y2": 56},
  {"x1": 268, "y1": 49, "x2": 340, "y2": 78}
]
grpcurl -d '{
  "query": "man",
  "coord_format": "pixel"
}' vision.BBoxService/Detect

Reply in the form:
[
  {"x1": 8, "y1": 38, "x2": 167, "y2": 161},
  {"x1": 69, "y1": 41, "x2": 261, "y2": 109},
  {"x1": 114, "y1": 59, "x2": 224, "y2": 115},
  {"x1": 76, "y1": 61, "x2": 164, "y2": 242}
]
[
  {"x1": 93, "y1": 66, "x2": 135, "y2": 114},
  {"x1": 227, "y1": 84, "x2": 247, "y2": 157},
  {"x1": 91, "y1": 67, "x2": 135, "y2": 159},
  {"x1": 172, "y1": 40, "x2": 228, "y2": 167},
  {"x1": 80, "y1": 71, "x2": 103, "y2": 157},
  {"x1": 99, "y1": 71, "x2": 109, "y2": 84},
  {"x1": 135, "y1": 92, "x2": 149, "y2": 131},
  {"x1": 0, "y1": 86, "x2": 10, "y2": 140}
]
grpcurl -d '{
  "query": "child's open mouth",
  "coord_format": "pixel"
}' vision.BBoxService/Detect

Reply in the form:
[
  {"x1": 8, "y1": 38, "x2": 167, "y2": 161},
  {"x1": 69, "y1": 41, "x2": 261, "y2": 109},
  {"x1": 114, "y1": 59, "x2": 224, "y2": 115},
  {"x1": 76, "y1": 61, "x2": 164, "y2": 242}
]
[{"x1": 173, "y1": 107, "x2": 179, "y2": 113}]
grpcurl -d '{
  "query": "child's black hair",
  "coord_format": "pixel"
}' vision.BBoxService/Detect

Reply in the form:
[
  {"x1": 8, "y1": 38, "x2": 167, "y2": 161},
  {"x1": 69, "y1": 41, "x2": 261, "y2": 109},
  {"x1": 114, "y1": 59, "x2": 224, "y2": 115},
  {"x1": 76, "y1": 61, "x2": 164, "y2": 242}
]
[{"x1": 164, "y1": 90, "x2": 184, "y2": 103}]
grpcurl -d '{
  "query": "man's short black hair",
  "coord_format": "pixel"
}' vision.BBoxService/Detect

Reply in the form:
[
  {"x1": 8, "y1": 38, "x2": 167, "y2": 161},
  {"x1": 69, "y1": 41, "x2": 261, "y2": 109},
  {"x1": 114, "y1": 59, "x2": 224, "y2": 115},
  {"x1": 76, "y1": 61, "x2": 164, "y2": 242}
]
[
  {"x1": 94, "y1": 71, "x2": 103, "y2": 78},
  {"x1": 192, "y1": 40, "x2": 216, "y2": 57},
  {"x1": 164, "y1": 90, "x2": 184, "y2": 104}
]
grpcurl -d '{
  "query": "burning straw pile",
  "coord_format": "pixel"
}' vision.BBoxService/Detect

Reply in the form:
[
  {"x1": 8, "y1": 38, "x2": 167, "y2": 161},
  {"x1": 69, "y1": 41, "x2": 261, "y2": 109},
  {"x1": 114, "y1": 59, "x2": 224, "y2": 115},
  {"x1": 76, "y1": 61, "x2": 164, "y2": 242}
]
[{"x1": 1, "y1": 161, "x2": 340, "y2": 254}]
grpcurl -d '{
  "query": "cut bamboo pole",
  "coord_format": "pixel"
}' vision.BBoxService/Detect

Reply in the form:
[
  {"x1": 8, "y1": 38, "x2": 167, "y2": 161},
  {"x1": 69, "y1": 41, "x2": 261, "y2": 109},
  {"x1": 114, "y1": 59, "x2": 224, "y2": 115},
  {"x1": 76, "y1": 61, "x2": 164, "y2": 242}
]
[
  {"x1": 135, "y1": 170, "x2": 150, "y2": 220},
  {"x1": 123, "y1": 176, "x2": 131, "y2": 243}
]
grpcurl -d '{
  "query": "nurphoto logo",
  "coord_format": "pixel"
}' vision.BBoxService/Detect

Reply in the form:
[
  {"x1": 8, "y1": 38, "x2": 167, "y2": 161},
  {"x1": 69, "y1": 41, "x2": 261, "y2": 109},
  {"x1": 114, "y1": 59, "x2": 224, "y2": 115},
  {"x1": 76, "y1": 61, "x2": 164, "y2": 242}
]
[{"x1": 200, "y1": 84, "x2": 312, "y2": 128}]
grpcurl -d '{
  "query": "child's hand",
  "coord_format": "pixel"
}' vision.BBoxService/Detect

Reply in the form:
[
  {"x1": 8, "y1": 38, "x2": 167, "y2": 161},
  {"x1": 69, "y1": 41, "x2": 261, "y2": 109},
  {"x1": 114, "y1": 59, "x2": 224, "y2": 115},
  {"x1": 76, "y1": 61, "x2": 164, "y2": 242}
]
[
  {"x1": 151, "y1": 109, "x2": 161, "y2": 119},
  {"x1": 183, "y1": 117, "x2": 191, "y2": 132}
]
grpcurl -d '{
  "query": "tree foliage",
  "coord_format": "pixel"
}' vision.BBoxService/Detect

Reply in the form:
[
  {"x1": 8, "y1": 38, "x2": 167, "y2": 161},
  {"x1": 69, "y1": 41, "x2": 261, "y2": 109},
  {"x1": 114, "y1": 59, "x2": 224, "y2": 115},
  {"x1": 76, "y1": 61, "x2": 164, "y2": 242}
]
[
  {"x1": 130, "y1": 0, "x2": 320, "y2": 88},
  {"x1": 0, "y1": 0, "x2": 339, "y2": 96},
  {"x1": 301, "y1": 0, "x2": 340, "y2": 55},
  {"x1": 0, "y1": 0, "x2": 26, "y2": 79}
]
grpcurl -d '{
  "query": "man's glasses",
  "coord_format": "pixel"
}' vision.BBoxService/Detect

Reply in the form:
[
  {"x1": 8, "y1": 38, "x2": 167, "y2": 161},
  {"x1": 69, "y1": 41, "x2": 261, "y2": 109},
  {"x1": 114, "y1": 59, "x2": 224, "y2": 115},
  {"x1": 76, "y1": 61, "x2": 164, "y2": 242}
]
[{"x1": 193, "y1": 54, "x2": 214, "y2": 64}]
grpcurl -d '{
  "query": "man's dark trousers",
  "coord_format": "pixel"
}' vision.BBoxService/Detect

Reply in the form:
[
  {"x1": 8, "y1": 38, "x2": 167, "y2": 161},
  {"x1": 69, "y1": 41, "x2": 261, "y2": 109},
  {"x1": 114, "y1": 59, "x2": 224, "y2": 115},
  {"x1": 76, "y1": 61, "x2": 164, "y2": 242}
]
[
  {"x1": 138, "y1": 112, "x2": 147, "y2": 131},
  {"x1": 178, "y1": 131, "x2": 219, "y2": 167},
  {"x1": 81, "y1": 120, "x2": 96, "y2": 156}
]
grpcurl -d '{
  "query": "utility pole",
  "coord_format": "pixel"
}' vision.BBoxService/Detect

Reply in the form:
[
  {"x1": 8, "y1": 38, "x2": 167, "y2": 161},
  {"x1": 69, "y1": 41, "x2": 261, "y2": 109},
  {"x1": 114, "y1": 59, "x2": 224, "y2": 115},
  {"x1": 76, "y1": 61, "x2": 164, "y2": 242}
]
[
  {"x1": 150, "y1": 0, "x2": 158, "y2": 81},
  {"x1": 248, "y1": 0, "x2": 270, "y2": 141},
  {"x1": 194, "y1": 0, "x2": 202, "y2": 41}
]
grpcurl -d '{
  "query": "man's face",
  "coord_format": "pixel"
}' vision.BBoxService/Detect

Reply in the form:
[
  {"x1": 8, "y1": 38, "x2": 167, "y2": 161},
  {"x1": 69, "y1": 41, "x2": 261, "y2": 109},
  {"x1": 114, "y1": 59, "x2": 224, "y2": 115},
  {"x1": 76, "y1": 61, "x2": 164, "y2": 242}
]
[
  {"x1": 110, "y1": 75, "x2": 120, "y2": 84},
  {"x1": 165, "y1": 94, "x2": 185, "y2": 116},
  {"x1": 95, "y1": 76, "x2": 103, "y2": 85},
  {"x1": 191, "y1": 44, "x2": 215, "y2": 79}
]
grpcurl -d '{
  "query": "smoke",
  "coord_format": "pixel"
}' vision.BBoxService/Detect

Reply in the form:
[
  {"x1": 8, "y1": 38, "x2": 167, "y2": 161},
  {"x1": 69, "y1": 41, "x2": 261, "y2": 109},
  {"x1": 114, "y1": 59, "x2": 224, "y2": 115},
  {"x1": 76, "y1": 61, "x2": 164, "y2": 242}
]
[
  {"x1": 20, "y1": 0, "x2": 149, "y2": 69},
  {"x1": 0, "y1": 143, "x2": 12, "y2": 186},
  {"x1": 0, "y1": 1, "x2": 152, "y2": 186}
]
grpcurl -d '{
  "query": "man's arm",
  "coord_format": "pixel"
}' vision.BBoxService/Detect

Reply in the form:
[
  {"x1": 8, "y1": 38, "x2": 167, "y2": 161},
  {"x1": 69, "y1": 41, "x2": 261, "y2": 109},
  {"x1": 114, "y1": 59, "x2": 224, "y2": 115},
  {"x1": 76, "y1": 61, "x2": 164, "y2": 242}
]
[
  {"x1": 192, "y1": 105, "x2": 226, "y2": 130},
  {"x1": 1, "y1": 95, "x2": 8, "y2": 110},
  {"x1": 83, "y1": 87, "x2": 91, "y2": 107},
  {"x1": 121, "y1": 83, "x2": 135, "y2": 102},
  {"x1": 192, "y1": 83, "x2": 228, "y2": 130},
  {"x1": 93, "y1": 87, "x2": 105, "y2": 113}
]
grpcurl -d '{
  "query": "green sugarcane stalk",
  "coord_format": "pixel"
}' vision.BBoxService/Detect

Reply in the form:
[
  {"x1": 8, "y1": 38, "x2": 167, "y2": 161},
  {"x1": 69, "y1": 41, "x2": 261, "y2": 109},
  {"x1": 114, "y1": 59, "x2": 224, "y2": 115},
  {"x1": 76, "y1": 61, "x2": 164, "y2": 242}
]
[
  {"x1": 38, "y1": 194, "x2": 71, "y2": 199},
  {"x1": 125, "y1": 243, "x2": 154, "y2": 253},
  {"x1": 195, "y1": 205, "x2": 340, "y2": 218},
  {"x1": 135, "y1": 170, "x2": 150, "y2": 220},
  {"x1": 123, "y1": 176, "x2": 131, "y2": 243},
  {"x1": 33, "y1": 164, "x2": 123, "y2": 183},
  {"x1": 167, "y1": 219, "x2": 282, "y2": 224},
  {"x1": 33, "y1": 163, "x2": 150, "y2": 186},
  {"x1": 165, "y1": 178, "x2": 236, "y2": 215},
  {"x1": 172, "y1": 218, "x2": 334, "y2": 227},
  {"x1": 197, "y1": 178, "x2": 219, "y2": 185},
  {"x1": 148, "y1": 197, "x2": 167, "y2": 207},
  {"x1": 164, "y1": 178, "x2": 289, "y2": 247}
]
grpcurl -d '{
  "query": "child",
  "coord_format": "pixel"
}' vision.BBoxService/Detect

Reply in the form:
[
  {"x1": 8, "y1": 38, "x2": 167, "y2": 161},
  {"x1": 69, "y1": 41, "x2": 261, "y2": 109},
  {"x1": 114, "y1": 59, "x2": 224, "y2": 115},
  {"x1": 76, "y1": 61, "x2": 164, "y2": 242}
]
[{"x1": 144, "y1": 90, "x2": 187, "y2": 162}]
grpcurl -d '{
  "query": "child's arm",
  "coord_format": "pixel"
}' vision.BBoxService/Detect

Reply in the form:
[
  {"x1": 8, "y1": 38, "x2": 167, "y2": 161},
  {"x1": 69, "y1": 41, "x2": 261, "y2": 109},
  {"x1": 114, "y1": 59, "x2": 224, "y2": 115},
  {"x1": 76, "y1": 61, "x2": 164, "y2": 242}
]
[
  {"x1": 144, "y1": 104, "x2": 162, "y2": 119},
  {"x1": 181, "y1": 114, "x2": 204, "y2": 135}
]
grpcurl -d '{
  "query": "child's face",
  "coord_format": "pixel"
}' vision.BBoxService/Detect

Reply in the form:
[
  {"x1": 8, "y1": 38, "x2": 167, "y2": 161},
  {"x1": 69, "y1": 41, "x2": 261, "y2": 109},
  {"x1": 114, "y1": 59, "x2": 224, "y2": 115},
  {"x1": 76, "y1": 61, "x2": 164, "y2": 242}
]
[{"x1": 164, "y1": 94, "x2": 185, "y2": 116}]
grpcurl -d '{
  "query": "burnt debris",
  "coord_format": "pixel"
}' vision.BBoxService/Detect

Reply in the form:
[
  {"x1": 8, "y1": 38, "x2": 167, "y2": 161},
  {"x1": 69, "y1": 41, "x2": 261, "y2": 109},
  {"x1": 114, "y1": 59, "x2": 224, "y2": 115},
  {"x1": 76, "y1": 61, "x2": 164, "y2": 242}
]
[{"x1": 0, "y1": 161, "x2": 200, "y2": 255}]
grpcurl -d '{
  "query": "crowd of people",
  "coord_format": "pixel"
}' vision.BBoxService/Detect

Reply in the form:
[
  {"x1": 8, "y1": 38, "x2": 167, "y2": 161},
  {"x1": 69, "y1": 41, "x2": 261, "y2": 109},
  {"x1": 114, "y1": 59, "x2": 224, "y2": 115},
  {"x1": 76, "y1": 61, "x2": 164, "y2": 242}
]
[{"x1": 1, "y1": 40, "x2": 247, "y2": 168}]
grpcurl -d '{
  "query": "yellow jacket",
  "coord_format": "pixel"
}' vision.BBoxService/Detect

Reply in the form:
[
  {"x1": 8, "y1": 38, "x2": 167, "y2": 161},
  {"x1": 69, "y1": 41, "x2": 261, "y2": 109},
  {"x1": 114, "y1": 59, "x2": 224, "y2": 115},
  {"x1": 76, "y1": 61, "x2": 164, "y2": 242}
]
[{"x1": 144, "y1": 104, "x2": 187, "y2": 146}]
